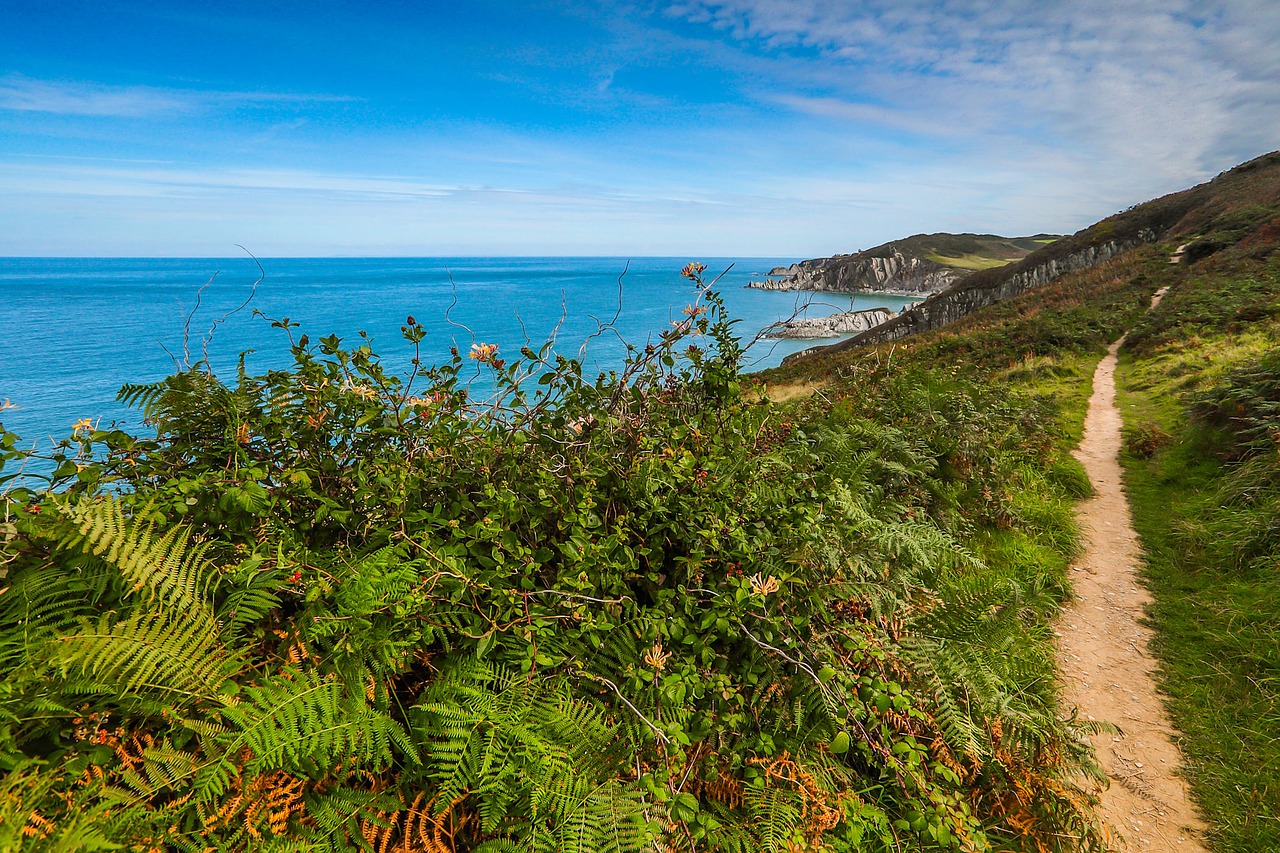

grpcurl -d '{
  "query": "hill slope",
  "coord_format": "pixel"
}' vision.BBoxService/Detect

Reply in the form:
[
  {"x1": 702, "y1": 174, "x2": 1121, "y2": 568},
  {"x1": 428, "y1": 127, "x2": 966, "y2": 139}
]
[
  {"x1": 758, "y1": 147, "x2": 1280, "y2": 852},
  {"x1": 784, "y1": 151, "x2": 1280, "y2": 362},
  {"x1": 749, "y1": 232, "x2": 1059, "y2": 296}
]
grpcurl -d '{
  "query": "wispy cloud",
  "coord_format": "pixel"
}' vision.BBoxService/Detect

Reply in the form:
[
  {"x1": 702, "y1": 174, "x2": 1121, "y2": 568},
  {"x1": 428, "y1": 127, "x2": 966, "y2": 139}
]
[
  {"x1": 769, "y1": 94, "x2": 959, "y2": 137},
  {"x1": 664, "y1": 0, "x2": 1280, "y2": 184},
  {"x1": 0, "y1": 74, "x2": 356, "y2": 117}
]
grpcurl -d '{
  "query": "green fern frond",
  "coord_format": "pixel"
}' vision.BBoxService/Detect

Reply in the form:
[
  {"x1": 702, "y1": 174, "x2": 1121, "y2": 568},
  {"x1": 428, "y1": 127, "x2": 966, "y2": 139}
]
[
  {"x1": 61, "y1": 497, "x2": 220, "y2": 610},
  {"x1": 414, "y1": 656, "x2": 649, "y2": 852},
  {"x1": 743, "y1": 785, "x2": 803, "y2": 852},
  {"x1": 45, "y1": 607, "x2": 232, "y2": 704},
  {"x1": 116, "y1": 380, "x2": 169, "y2": 414},
  {"x1": 214, "y1": 668, "x2": 416, "y2": 784}
]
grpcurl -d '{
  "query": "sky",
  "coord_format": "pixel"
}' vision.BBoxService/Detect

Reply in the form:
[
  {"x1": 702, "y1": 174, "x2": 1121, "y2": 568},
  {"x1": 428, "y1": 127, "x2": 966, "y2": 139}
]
[{"x1": 1, "y1": 0, "x2": 1277, "y2": 257}]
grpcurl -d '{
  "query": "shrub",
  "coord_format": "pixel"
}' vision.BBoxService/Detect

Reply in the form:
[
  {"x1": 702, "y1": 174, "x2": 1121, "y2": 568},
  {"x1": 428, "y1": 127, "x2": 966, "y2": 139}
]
[
  {"x1": 0, "y1": 268, "x2": 1105, "y2": 852},
  {"x1": 1124, "y1": 421, "x2": 1174, "y2": 459}
]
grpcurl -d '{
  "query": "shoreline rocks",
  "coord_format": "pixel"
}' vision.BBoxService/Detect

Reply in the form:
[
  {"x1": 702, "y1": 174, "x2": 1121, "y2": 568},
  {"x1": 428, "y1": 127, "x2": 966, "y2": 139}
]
[{"x1": 763, "y1": 307, "x2": 896, "y2": 339}]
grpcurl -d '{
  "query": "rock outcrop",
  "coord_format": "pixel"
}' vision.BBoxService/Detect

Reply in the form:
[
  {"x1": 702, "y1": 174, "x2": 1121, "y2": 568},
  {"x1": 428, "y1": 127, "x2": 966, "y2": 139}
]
[
  {"x1": 763, "y1": 307, "x2": 895, "y2": 339},
  {"x1": 749, "y1": 250, "x2": 962, "y2": 296},
  {"x1": 774, "y1": 152, "x2": 1280, "y2": 367},
  {"x1": 783, "y1": 233, "x2": 1157, "y2": 364}
]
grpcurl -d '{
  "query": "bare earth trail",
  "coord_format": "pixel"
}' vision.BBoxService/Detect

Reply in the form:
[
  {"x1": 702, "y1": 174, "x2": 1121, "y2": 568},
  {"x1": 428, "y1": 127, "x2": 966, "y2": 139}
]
[{"x1": 1056, "y1": 293, "x2": 1210, "y2": 851}]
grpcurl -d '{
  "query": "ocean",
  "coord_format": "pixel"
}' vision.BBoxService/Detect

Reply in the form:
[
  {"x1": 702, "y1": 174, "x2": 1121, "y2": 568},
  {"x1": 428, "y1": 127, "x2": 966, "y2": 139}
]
[{"x1": 0, "y1": 257, "x2": 917, "y2": 452}]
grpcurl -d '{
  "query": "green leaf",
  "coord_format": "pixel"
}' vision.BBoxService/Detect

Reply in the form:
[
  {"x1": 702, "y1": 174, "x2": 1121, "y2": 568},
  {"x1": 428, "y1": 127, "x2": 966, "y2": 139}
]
[{"x1": 830, "y1": 730, "x2": 851, "y2": 755}]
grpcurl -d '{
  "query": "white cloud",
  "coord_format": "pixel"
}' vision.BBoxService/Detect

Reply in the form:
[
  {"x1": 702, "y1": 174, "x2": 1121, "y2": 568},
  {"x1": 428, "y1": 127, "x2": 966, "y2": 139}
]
[
  {"x1": 664, "y1": 0, "x2": 1280, "y2": 185},
  {"x1": 0, "y1": 74, "x2": 355, "y2": 117}
]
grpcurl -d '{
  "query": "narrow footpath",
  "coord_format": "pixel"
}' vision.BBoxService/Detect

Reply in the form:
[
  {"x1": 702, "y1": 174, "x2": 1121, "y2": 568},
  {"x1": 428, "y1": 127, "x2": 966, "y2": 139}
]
[{"x1": 1056, "y1": 302, "x2": 1209, "y2": 851}]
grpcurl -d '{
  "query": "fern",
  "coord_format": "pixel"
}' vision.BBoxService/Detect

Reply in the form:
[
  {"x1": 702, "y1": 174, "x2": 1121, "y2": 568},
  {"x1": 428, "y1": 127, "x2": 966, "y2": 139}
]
[
  {"x1": 60, "y1": 497, "x2": 221, "y2": 610},
  {"x1": 413, "y1": 657, "x2": 650, "y2": 853},
  {"x1": 45, "y1": 607, "x2": 232, "y2": 704},
  {"x1": 199, "y1": 669, "x2": 416, "y2": 798},
  {"x1": 17, "y1": 497, "x2": 242, "y2": 711},
  {"x1": 116, "y1": 379, "x2": 170, "y2": 415}
]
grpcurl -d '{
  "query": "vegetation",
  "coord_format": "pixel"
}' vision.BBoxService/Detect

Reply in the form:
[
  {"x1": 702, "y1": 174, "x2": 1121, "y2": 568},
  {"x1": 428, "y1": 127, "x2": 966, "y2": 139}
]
[
  {"x1": 861, "y1": 233, "x2": 1059, "y2": 269},
  {"x1": 4, "y1": 150, "x2": 1279, "y2": 852},
  {"x1": 0, "y1": 263, "x2": 1113, "y2": 852},
  {"x1": 766, "y1": 147, "x2": 1280, "y2": 852},
  {"x1": 922, "y1": 255, "x2": 1009, "y2": 272},
  {"x1": 1117, "y1": 242, "x2": 1280, "y2": 852}
]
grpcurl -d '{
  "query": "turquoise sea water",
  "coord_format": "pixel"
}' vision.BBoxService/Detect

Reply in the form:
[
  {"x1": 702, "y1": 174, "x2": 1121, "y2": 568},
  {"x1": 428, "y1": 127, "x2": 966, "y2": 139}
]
[{"x1": 0, "y1": 257, "x2": 917, "y2": 450}]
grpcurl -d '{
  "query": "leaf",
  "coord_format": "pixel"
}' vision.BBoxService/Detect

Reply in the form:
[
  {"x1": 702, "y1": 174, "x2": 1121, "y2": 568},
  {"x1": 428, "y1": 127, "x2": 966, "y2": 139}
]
[{"x1": 830, "y1": 730, "x2": 851, "y2": 755}]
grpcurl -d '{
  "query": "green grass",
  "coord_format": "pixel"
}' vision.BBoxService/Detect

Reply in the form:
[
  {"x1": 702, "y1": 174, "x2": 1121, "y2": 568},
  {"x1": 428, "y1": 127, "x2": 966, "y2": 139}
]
[
  {"x1": 1115, "y1": 258, "x2": 1280, "y2": 851},
  {"x1": 994, "y1": 352, "x2": 1100, "y2": 448},
  {"x1": 926, "y1": 252, "x2": 1013, "y2": 268},
  {"x1": 926, "y1": 253, "x2": 1013, "y2": 271},
  {"x1": 755, "y1": 161, "x2": 1280, "y2": 849}
]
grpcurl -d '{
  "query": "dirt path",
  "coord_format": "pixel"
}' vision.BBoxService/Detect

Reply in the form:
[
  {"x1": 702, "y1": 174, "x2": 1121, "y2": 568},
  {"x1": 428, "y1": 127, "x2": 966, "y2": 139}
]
[{"x1": 1056, "y1": 300, "x2": 1209, "y2": 851}]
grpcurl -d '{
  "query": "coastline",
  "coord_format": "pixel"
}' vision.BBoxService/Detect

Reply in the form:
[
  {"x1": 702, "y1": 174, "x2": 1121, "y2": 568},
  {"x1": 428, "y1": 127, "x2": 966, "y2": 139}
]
[{"x1": 745, "y1": 281, "x2": 932, "y2": 300}]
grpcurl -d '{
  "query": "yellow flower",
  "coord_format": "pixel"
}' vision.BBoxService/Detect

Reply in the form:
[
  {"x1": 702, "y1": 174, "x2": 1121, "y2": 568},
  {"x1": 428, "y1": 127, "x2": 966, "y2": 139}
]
[
  {"x1": 342, "y1": 381, "x2": 378, "y2": 400},
  {"x1": 681, "y1": 261, "x2": 707, "y2": 280},
  {"x1": 749, "y1": 573, "x2": 780, "y2": 596},
  {"x1": 643, "y1": 642, "x2": 672, "y2": 672},
  {"x1": 469, "y1": 342, "x2": 499, "y2": 363},
  {"x1": 72, "y1": 418, "x2": 94, "y2": 436}
]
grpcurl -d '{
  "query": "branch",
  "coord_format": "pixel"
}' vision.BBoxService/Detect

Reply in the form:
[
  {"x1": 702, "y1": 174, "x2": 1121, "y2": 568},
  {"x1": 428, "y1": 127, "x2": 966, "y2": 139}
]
[{"x1": 200, "y1": 246, "x2": 264, "y2": 366}]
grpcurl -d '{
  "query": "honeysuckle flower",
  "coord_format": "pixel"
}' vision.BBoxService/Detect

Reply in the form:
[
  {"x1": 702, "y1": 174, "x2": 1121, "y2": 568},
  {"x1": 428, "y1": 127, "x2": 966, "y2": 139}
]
[
  {"x1": 749, "y1": 573, "x2": 780, "y2": 596},
  {"x1": 341, "y1": 381, "x2": 378, "y2": 400},
  {"x1": 681, "y1": 261, "x2": 707, "y2": 280},
  {"x1": 643, "y1": 642, "x2": 672, "y2": 672},
  {"x1": 469, "y1": 342, "x2": 499, "y2": 363},
  {"x1": 72, "y1": 418, "x2": 93, "y2": 436}
]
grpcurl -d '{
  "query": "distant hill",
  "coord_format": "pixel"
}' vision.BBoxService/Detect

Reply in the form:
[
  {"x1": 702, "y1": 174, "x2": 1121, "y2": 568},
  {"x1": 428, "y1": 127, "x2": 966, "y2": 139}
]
[
  {"x1": 748, "y1": 232, "x2": 1060, "y2": 296},
  {"x1": 787, "y1": 150, "x2": 1280, "y2": 361}
]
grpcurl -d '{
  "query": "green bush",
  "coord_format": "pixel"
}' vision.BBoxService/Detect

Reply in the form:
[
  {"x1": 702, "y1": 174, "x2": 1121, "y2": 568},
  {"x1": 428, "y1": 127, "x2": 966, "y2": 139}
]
[{"x1": 0, "y1": 269, "x2": 1104, "y2": 852}]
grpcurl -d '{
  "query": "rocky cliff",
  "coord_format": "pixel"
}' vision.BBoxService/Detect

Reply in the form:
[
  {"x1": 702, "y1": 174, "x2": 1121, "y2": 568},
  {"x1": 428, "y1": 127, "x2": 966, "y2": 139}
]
[
  {"x1": 783, "y1": 234, "x2": 1156, "y2": 364},
  {"x1": 775, "y1": 151, "x2": 1280, "y2": 367},
  {"x1": 750, "y1": 251, "x2": 962, "y2": 295},
  {"x1": 750, "y1": 233, "x2": 1056, "y2": 296},
  {"x1": 763, "y1": 307, "x2": 896, "y2": 339}
]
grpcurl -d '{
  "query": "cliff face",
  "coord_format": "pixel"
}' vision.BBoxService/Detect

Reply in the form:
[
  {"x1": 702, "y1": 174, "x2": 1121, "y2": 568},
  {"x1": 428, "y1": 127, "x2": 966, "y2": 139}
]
[
  {"x1": 750, "y1": 250, "x2": 963, "y2": 295},
  {"x1": 783, "y1": 235, "x2": 1154, "y2": 363},
  {"x1": 763, "y1": 307, "x2": 896, "y2": 339},
  {"x1": 773, "y1": 151, "x2": 1280, "y2": 367}
]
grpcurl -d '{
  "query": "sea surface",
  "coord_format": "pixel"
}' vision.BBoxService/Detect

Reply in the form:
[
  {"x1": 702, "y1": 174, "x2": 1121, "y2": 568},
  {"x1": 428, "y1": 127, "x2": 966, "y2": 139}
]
[{"x1": 0, "y1": 257, "x2": 918, "y2": 452}]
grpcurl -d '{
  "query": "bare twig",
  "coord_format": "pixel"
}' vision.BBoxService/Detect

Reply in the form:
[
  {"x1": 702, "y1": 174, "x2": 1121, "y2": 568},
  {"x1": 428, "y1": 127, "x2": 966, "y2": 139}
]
[
  {"x1": 200, "y1": 246, "x2": 264, "y2": 366},
  {"x1": 583, "y1": 673, "x2": 670, "y2": 745},
  {"x1": 442, "y1": 268, "x2": 477, "y2": 350},
  {"x1": 578, "y1": 259, "x2": 629, "y2": 360},
  {"x1": 180, "y1": 272, "x2": 218, "y2": 368}
]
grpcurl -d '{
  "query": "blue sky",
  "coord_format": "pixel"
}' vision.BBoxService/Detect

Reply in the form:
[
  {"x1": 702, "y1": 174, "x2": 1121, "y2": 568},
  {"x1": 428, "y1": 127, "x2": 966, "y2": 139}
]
[{"x1": 2, "y1": 0, "x2": 1277, "y2": 257}]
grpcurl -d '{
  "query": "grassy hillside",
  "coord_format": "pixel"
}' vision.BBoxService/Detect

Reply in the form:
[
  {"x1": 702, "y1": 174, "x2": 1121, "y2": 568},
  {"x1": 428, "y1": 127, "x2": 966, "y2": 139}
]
[
  {"x1": 1116, "y1": 238, "x2": 1280, "y2": 852},
  {"x1": 765, "y1": 148, "x2": 1280, "y2": 852},
  {"x1": 861, "y1": 233, "x2": 1060, "y2": 271},
  {"x1": 806, "y1": 151, "x2": 1280, "y2": 355}
]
